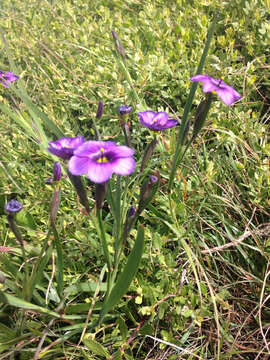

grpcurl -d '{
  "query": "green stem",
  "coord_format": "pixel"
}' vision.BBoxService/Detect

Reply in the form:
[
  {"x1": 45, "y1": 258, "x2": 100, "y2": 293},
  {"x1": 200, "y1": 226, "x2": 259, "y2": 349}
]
[
  {"x1": 52, "y1": 224, "x2": 63, "y2": 299},
  {"x1": 7, "y1": 215, "x2": 29, "y2": 301},
  {"x1": 118, "y1": 59, "x2": 142, "y2": 107},
  {"x1": 96, "y1": 208, "x2": 112, "y2": 272}
]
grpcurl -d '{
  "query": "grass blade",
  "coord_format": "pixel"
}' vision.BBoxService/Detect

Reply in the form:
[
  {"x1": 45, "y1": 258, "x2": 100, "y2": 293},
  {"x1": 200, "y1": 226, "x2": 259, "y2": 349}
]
[
  {"x1": 99, "y1": 224, "x2": 144, "y2": 321},
  {"x1": 0, "y1": 292, "x2": 61, "y2": 318}
]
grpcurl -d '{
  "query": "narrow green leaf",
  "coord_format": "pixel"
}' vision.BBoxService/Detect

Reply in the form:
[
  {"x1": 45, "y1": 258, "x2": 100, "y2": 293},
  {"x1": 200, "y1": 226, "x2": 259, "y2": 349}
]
[
  {"x1": 0, "y1": 322, "x2": 16, "y2": 338},
  {"x1": 100, "y1": 225, "x2": 144, "y2": 320},
  {"x1": 28, "y1": 242, "x2": 53, "y2": 300},
  {"x1": 0, "y1": 292, "x2": 61, "y2": 318},
  {"x1": 0, "y1": 103, "x2": 36, "y2": 139},
  {"x1": 82, "y1": 336, "x2": 110, "y2": 359}
]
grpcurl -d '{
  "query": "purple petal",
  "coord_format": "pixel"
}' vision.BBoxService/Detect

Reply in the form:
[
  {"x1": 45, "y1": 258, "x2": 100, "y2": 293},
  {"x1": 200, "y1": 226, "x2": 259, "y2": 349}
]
[
  {"x1": 138, "y1": 111, "x2": 156, "y2": 126},
  {"x1": 87, "y1": 162, "x2": 114, "y2": 183},
  {"x1": 68, "y1": 156, "x2": 90, "y2": 175},
  {"x1": 4, "y1": 72, "x2": 19, "y2": 82},
  {"x1": 57, "y1": 136, "x2": 84, "y2": 148},
  {"x1": 163, "y1": 119, "x2": 179, "y2": 129},
  {"x1": 153, "y1": 112, "x2": 169, "y2": 126},
  {"x1": 74, "y1": 141, "x2": 116, "y2": 156},
  {"x1": 190, "y1": 74, "x2": 212, "y2": 82},
  {"x1": 68, "y1": 136, "x2": 85, "y2": 148},
  {"x1": 112, "y1": 157, "x2": 136, "y2": 175},
  {"x1": 216, "y1": 86, "x2": 242, "y2": 106},
  {"x1": 109, "y1": 145, "x2": 135, "y2": 158},
  {"x1": 201, "y1": 80, "x2": 218, "y2": 93}
]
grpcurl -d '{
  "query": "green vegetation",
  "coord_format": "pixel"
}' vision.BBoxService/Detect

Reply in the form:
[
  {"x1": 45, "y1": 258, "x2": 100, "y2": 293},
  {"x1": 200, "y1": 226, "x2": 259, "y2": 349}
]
[{"x1": 0, "y1": 0, "x2": 269, "y2": 359}]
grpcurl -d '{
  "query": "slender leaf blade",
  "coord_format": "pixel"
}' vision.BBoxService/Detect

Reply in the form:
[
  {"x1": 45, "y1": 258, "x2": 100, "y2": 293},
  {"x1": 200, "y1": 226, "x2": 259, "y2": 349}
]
[
  {"x1": 99, "y1": 225, "x2": 144, "y2": 319},
  {"x1": 0, "y1": 292, "x2": 61, "y2": 318}
]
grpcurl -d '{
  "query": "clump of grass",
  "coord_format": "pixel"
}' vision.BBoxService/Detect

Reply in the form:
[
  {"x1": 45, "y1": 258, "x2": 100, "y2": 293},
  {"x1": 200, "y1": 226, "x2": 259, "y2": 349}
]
[{"x1": 0, "y1": 0, "x2": 269, "y2": 359}]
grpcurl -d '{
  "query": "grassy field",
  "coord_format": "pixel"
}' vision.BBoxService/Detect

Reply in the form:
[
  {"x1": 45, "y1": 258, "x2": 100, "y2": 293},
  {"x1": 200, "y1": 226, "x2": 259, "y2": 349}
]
[{"x1": 0, "y1": 0, "x2": 270, "y2": 359}]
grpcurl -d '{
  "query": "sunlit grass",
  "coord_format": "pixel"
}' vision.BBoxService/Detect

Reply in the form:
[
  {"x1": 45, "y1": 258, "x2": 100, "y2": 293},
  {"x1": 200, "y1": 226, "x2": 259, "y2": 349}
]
[{"x1": 0, "y1": 0, "x2": 269, "y2": 359}]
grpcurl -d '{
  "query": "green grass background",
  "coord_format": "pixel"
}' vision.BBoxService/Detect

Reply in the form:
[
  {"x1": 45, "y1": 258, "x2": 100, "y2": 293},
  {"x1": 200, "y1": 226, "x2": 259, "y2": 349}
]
[{"x1": 0, "y1": 0, "x2": 270, "y2": 359}]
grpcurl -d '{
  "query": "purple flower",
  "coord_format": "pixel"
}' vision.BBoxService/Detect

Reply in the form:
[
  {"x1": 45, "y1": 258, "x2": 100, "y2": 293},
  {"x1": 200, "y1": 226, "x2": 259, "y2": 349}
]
[
  {"x1": 53, "y1": 161, "x2": 62, "y2": 182},
  {"x1": 0, "y1": 71, "x2": 19, "y2": 88},
  {"x1": 138, "y1": 111, "x2": 178, "y2": 131},
  {"x1": 190, "y1": 74, "x2": 242, "y2": 106},
  {"x1": 48, "y1": 137, "x2": 85, "y2": 160},
  {"x1": 68, "y1": 140, "x2": 136, "y2": 184},
  {"x1": 5, "y1": 200, "x2": 23, "y2": 214},
  {"x1": 118, "y1": 105, "x2": 132, "y2": 115}
]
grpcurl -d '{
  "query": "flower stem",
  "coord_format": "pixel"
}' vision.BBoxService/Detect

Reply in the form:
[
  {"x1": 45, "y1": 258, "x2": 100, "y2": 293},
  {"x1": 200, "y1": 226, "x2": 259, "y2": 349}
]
[
  {"x1": 7, "y1": 215, "x2": 29, "y2": 301},
  {"x1": 96, "y1": 208, "x2": 112, "y2": 272}
]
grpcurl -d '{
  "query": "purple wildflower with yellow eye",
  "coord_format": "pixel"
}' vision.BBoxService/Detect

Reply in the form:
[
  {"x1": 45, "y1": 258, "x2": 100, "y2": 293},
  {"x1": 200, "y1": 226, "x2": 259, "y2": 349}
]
[
  {"x1": 0, "y1": 71, "x2": 19, "y2": 88},
  {"x1": 190, "y1": 74, "x2": 242, "y2": 106},
  {"x1": 68, "y1": 141, "x2": 136, "y2": 184},
  {"x1": 138, "y1": 111, "x2": 178, "y2": 131},
  {"x1": 48, "y1": 136, "x2": 85, "y2": 160}
]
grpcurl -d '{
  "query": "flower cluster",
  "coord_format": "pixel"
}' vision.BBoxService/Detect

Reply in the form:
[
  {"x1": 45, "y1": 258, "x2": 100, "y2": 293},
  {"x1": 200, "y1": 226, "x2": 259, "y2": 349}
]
[{"x1": 48, "y1": 138, "x2": 136, "y2": 184}]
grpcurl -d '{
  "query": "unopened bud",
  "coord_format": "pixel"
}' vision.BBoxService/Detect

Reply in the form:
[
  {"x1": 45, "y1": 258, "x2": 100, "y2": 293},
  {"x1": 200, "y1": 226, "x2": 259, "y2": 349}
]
[
  {"x1": 192, "y1": 93, "x2": 213, "y2": 140},
  {"x1": 128, "y1": 206, "x2": 136, "y2": 218},
  {"x1": 53, "y1": 162, "x2": 62, "y2": 182},
  {"x1": 5, "y1": 200, "x2": 23, "y2": 214},
  {"x1": 112, "y1": 30, "x2": 126, "y2": 60},
  {"x1": 95, "y1": 182, "x2": 107, "y2": 210},
  {"x1": 96, "y1": 101, "x2": 104, "y2": 119},
  {"x1": 138, "y1": 173, "x2": 160, "y2": 214},
  {"x1": 140, "y1": 138, "x2": 158, "y2": 172},
  {"x1": 118, "y1": 105, "x2": 132, "y2": 116},
  {"x1": 50, "y1": 189, "x2": 61, "y2": 225}
]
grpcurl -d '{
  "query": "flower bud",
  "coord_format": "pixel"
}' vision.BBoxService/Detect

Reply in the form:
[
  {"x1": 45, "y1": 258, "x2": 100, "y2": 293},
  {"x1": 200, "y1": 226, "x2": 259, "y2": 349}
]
[
  {"x1": 50, "y1": 189, "x2": 61, "y2": 225},
  {"x1": 140, "y1": 138, "x2": 158, "y2": 172},
  {"x1": 128, "y1": 206, "x2": 136, "y2": 218},
  {"x1": 117, "y1": 105, "x2": 132, "y2": 116},
  {"x1": 5, "y1": 200, "x2": 23, "y2": 214},
  {"x1": 192, "y1": 93, "x2": 213, "y2": 140},
  {"x1": 96, "y1": 101, "x2": 104, "y2": 119},
  {"x1": 138, "y1": 173, "x2": 160, "y2": 214},
  {"x1": 53, "y1": 161, "x2": 62, "y2": 182},
  {"x1": 95, "y1": 182, "x2": 107, "y2": 210},
  {"x1": 112, "y1": 30, "x2": 126, "y2": 60}
]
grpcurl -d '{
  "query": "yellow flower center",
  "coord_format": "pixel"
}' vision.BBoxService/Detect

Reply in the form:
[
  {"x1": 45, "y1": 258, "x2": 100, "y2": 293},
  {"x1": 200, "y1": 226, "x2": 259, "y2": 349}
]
[
  {"x1": 97, "y1": 147, "x2": 108, "y2": 163},
  {"x1": 97, "y1": 157, "x2": 108, "y2": 163}
]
